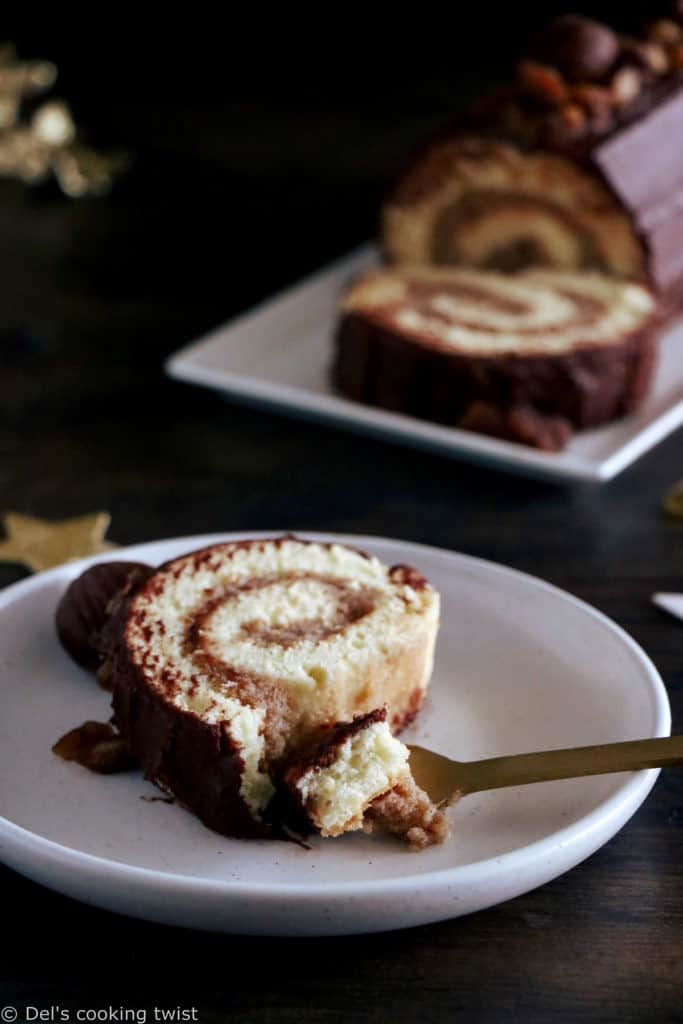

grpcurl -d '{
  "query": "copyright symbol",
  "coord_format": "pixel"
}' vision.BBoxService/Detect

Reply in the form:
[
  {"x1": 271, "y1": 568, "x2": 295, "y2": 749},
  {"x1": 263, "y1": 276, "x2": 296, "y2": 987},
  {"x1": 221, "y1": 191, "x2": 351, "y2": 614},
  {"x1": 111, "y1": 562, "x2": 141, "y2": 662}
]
[{"x1": 1, "y1": 1008, "x2": 17, "y2": 1022}]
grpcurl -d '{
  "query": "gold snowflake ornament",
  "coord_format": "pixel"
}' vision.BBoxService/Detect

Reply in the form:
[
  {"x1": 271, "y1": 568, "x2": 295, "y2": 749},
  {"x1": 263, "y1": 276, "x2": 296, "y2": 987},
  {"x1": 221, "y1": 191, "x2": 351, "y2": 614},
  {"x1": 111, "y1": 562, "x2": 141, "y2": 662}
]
[{"x1": 0, "y1": 43, "x2": 127, "y2": 196}]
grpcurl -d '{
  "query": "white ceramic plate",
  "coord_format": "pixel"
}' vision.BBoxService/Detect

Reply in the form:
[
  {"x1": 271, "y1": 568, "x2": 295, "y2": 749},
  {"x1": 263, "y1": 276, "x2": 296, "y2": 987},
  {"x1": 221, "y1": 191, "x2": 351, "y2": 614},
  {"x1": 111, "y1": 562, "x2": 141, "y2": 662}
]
[
  {"x1": 166, "y1": 246, "x2": 683, "y2": 484},
  {"x1": 0, "y1": 533, "x2": 670, "y2": 935}
]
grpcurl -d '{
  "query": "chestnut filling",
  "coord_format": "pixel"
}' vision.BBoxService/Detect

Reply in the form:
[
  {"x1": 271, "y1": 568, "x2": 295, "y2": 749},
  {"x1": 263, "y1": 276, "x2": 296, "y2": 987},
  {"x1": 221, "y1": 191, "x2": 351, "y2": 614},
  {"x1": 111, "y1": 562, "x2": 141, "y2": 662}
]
[
  {"x1": 404, "y1": 279, "x2": 528, "y2": 316},
  {"x1": 181, "y1": 573, "x2": 381, "y2": 763},
  {"x1": 190, "y1": 573, "x2": 379, "y2": 655},
  {"x1": 483, "y1": 238, "x2": 552, "y2": 273},
  {"x1": 379, "y1": 281, "x2": 607, "y2": 338},
  {"x1": 431, "y1": 190, "x2": 606, "y2": 272}
]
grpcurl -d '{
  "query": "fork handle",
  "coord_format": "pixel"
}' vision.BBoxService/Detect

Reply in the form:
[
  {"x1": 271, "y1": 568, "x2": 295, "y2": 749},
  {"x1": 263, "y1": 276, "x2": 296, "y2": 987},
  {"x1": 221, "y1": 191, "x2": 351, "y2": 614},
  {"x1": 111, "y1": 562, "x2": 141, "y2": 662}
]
[{"x1": 461, "y1": 735, "x2": 683, "y2": 794}]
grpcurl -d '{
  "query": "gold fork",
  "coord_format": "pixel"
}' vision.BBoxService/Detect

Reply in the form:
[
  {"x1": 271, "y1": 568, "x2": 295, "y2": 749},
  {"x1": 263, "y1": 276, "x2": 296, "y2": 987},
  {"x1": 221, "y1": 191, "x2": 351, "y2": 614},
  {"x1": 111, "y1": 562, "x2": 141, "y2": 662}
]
[{"x1": 408, "y1": 735, "x2": 683, "y2": 806}]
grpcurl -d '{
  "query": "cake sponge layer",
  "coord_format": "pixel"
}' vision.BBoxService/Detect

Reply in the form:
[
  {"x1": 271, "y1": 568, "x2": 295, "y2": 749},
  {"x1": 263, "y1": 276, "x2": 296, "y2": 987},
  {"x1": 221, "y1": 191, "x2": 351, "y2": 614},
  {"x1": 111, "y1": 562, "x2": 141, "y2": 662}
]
[
  {"x1": 383, "y1": 138, "x2": 644, "y2": 279},
  {"x1": 294, "y1": 715, "x2": 410, "y2": 836},
  {"x1": 283, "y1": 708, "x2": 450, "y2": 847}
]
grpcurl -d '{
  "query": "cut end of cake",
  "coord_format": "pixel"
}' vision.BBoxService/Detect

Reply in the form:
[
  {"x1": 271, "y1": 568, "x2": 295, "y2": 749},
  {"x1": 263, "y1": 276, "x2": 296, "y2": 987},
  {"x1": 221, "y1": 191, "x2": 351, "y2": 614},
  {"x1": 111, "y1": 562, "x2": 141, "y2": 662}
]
[
  {"x1": 334, "y1": 264, "x2": 658, "y2": 450},
  {"x1": 283, "y1": 708, "x2": 450, "y2": 849},
  {"x1": 340, "y1": 264, "x2": 655, "y2": 358}
]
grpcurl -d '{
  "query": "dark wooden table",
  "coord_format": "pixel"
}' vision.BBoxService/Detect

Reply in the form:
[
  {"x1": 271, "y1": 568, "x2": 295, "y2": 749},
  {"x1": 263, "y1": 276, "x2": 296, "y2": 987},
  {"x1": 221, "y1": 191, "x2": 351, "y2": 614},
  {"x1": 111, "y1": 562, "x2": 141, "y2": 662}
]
[{"x1": 1, "y1": 22, "x2": 682, "y2": 1022}]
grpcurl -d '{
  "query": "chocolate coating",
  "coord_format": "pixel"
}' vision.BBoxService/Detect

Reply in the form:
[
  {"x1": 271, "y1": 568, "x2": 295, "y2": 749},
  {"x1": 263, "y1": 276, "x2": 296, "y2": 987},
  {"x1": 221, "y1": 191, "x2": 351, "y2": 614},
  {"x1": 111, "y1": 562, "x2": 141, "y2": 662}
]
[
  {"x1": 334, "y1": 300, "x2": 658, "y2": 450},
  {"x1": 112, "y1": 644, "x2": 264, "y2": 836}
]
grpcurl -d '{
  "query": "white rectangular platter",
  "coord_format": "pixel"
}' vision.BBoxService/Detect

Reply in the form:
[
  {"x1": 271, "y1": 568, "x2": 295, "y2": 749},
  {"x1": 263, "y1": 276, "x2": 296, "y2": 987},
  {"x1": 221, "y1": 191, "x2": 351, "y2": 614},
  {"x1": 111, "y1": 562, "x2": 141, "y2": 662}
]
[{"x1": 166, "y1": 244, "x2": 683, "y2": 483}]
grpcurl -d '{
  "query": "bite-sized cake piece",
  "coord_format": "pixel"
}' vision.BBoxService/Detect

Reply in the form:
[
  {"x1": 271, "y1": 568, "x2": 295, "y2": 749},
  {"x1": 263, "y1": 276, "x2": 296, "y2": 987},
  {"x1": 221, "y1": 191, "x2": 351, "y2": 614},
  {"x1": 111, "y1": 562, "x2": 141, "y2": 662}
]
[
  {"x1": 283, "y1": 708, "x2": 449, "y2": 849},
  {"x1": 108, "y1": 536, "x2": 440, "y2": 838},
  {"x1": 333, "y1": 265, "x2": 658, "y2": 450},
  {"x1": 382, "y1": 12, "x2": 683, "y2": 312}
]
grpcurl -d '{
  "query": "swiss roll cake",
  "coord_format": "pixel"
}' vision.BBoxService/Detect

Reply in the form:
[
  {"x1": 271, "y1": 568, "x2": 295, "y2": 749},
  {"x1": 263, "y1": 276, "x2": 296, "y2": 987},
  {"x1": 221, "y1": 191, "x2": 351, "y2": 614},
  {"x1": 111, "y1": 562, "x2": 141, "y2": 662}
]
[
  {"x1": 87, "y1": 536, "x2": 443, "y2": 841},
  {"x1": 333, "y1": 265, "x2": 657, "y2": 450}
]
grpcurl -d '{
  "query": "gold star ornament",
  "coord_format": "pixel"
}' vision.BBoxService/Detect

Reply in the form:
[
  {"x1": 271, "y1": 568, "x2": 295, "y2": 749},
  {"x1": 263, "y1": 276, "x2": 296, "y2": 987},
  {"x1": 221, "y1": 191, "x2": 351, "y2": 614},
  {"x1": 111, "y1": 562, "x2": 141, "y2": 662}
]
[
  {"x1": 663, "y1": 480, "x2": 683, "y2": 520},
  {"x1": 0, "y1": 511, "x2": 117, "y2": 572}
]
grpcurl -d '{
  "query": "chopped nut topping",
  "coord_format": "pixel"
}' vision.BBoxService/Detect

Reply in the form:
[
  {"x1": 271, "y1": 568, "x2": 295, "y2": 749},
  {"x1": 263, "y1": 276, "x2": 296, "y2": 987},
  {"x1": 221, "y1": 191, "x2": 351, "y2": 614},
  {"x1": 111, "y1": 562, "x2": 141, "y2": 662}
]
[
  {"x1": 620, "y1": 38, "x2": 670, "y2": 75},
  {"x1": 518, "y1": 60, "x2": 569, "y2": 107},
  {"x1": 570, "y1": 85, "x2": 613, "y2": 132},
  {"x1": 545, "y1": 103, "x2": 587, "y2": 145},
  {"x1": 647, "y1": 19, "x2": 683, "y2": 46},
  {"x1": 610, "y1": 66, "x2": 643, "y2": 107}
]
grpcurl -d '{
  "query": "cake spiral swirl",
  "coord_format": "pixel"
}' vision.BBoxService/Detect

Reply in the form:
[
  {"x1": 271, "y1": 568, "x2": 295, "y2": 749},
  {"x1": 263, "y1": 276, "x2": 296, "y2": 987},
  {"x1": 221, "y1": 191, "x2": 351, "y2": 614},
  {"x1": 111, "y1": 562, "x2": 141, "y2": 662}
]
[
  {"x1": 334, "y1": 265, "x2": 657, "y2": 450},
  {"x1": 110, "y1": 536, "x2": 440, "y2": 837},
  {"x1": 383, "y1": 138, "x2": 645, "y2": 280}
]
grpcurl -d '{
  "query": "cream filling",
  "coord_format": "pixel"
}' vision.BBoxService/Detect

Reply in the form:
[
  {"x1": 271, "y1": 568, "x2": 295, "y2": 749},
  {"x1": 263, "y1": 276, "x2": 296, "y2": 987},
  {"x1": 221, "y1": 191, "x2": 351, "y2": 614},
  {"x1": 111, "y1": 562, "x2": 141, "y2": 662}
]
[
  {"x1": 348, "y1": 268, "x2": 653, "y2": 355},
  {"x1": 296, "y1": 719, "x2": 410, "y2": 836},
  {"x1": 200, "y1": 578, "x2": 428, "y2": 691},
  {"x1": 452, "y1": 207, "x2": 586, "y2": 270}
]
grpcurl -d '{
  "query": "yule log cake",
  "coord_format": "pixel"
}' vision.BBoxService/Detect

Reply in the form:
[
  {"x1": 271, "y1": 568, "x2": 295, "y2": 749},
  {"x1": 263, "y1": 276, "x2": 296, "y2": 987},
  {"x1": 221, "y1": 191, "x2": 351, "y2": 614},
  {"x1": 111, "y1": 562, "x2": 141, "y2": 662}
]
[
  {"x1": 56, "y1": 537, "x2": 449, "y2": 847},
  {"x1": 333, "y1": 266, "x2": 657, "y2": 451},
  {"x1": 382, "y1": 12, "x2": 683, "y2": 312}
]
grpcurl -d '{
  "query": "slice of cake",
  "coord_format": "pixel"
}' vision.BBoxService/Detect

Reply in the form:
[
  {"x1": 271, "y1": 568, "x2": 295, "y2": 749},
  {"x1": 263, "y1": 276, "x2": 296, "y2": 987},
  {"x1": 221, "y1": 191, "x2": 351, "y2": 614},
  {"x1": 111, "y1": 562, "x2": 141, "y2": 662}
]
[
  {"x1": 282, "y1": 708, "x2": 449, "y2": 849},
  {"x1": 333, "y1": 265, "x2": 658, "y2": 450},
  {"x1": 85, "y1": 536, "x2": 443, "y2": 842}
]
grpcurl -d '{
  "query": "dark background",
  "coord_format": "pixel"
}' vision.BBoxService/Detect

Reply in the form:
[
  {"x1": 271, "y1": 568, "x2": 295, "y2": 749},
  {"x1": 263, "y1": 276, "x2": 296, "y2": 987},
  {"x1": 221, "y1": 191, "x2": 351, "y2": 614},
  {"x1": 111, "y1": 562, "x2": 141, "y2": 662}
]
[{"x1": 2, "y1": 4, "x2": 683, "y2": 1023}]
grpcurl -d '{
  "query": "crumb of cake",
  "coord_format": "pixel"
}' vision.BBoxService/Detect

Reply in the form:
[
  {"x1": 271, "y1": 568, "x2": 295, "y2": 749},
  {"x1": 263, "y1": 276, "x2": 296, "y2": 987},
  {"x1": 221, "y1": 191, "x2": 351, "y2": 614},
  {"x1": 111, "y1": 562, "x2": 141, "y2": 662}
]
[{"x1": 365, "y1": 770, "x2": 452, "y2": 851}]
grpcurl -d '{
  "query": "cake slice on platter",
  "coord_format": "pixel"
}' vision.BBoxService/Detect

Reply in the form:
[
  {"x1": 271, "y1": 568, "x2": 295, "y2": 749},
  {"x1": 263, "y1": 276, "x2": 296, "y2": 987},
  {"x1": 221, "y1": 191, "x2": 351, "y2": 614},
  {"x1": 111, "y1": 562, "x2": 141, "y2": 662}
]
[{"x1": 333, "y1": 265, "x2": 658, "y2": 450}]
